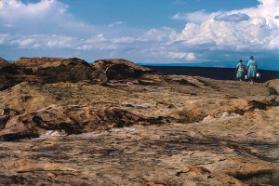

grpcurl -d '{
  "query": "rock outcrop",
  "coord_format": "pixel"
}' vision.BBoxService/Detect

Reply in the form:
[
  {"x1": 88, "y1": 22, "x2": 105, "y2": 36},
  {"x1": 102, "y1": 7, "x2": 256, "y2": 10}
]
[
  {"x1": 0, "y1": 82, "x2": 57, "y2": 114},
  {"x1": 0, "y1": 57, "x2": 8, "y2": 67},
  {"x1": 14, "y1": 57, "x2": 92, "y2": 83},
  {"x1": 0, "y1": 57, "x2": 11, "y2": 89},
  {"x1": 0, "y1": 105, "x2": 164, "y2": 141},
  {"x1": 0, "y1": 57, "x2": 92, "y2": 90},
  {"x1": 92, "y1": 59, "x2": 151, "y2": 83},
  {"x1": 266, "y1": 79, "x2": 279, "y2": 95},
  {"x1": 0, "y1": 57, "x2": 153, "y2": 90}
]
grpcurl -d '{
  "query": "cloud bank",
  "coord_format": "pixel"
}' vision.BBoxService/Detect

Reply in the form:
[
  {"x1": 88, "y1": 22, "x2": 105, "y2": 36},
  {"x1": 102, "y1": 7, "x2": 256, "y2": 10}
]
[
  {"x1": 0, "y1": 0, "x2": 187, "y2": 63},
  {"x1": 0, "y1": 0, "x2": 278, "y2": 67},
  {"x1": 176, "y1": 0, "x2": 279, "y2": 51}
]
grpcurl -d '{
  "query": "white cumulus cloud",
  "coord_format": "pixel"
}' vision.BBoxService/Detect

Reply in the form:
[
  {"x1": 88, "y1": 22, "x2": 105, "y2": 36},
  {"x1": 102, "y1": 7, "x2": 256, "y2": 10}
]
[
  {"x1": 0, "y1": 0, "x2": 95, "y2": 36},
  {"x1": 172, "y1": 11, "x2": 209, "y2": 23},
  {"x1": 176, "y1": 0, "x2": 279, "y2": 51},
  {"x1": 167, "y1": 52, "x2": 196, "y2": 61},
  {"x1": 0, "y1": 0, "x2": 182, "y2": 62}
]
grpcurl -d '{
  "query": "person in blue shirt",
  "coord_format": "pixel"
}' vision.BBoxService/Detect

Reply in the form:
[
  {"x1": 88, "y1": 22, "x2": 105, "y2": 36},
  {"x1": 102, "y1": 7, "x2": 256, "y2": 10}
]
[
  {"x1": 247, "y1": 56, "x2": 258, "y2": 84},
  {"x1": 236, "y1": 59, "x2": 246, "y2": 81}
]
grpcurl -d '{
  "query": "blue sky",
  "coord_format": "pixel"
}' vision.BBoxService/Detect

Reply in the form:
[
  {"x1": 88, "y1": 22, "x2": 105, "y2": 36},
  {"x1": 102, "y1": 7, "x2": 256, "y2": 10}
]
[
  {"x1": 60, "y1": 0, "x2": 258, "y2": 29},
  {"x1": 1, "y1": 0, "x2": 279, "y2": 69}
]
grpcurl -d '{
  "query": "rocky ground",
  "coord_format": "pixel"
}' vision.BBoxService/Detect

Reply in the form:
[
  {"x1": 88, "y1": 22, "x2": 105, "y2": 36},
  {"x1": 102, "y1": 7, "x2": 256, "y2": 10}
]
[{"x1": 0, "y1": 57, "x2": 278, "y2": 185}]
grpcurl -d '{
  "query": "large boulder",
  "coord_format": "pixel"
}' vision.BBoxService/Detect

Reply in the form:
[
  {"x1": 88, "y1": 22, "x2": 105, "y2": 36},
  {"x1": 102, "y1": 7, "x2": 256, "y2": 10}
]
[
  {"x1": 92, "y1": 59, "x2": 151, "y2": 83},
  {"x1": 0, "y1": 57, "x2": 93, "y2": 90},
  {"x1": 14, "y1": 57, "x2": 92, "y2": 83}
]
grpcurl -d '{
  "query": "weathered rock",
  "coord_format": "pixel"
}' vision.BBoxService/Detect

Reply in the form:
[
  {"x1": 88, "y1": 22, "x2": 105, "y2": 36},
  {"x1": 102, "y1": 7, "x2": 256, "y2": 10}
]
[
  {"x1": 0, "y1": 82, "x2": 57, "y2": 113},
  {"x1": 92, "y1": 59, "x2": 151, "y2": 83},
  {"x1": 0, "y1": 57, "x2": 278, "y2": 185},
  {"x1": 0, "y1": 58, "x2": 14, "y2": 90},
  {"x1": 0, "y1": 116, "x2": 9, "y2": 130},
  {"x1": 0, "y1": 57, "x2": 93, "y2": 90},
  {"x1": 0, "y1": 57, "x2": 153, "y2": 90},
  {"x1": 14, "y1": 57, "x2": 92, "y2": 83},
  {"x1": 0, "y1": 108, "x2": 20, "y2": 129},
  {"x1": 163, "y1": 75, "x2": 205, "y2": 87},
  {"x1": 175, "y1": 166, "x2": 245, "y2": 186},
  {"x1": 266, "y1": 79, "x2": 279, "y2": 95},
  {"x1": 0, "y1": 57, "x2": 8, "y2": 67},
  {"x1": 0, "y1": 122, "x2": 277, "y2": 185},
  {"x1": 0, "y1": 105, "x2": 164, "y2": 141},
  {"x1": 170, "y1": 97, "x2": 276, "y2": 123}
]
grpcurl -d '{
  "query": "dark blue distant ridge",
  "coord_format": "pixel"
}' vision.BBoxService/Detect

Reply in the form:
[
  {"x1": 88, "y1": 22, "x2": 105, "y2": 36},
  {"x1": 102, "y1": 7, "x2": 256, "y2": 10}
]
[{"x1": 145, "y1": 65, "x2": 279, "y2": 82}]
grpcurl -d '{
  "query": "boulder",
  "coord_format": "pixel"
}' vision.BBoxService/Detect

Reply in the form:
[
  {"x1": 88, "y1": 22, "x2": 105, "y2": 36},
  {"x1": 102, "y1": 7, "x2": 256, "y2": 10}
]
[
  {"x1": 14, "y1": 57, "x2": 92, "y2": 83},
  {"x1": 0, "y1": 57, "x2": 93, "y2": 90},
  {"x1": 92, "y1": 59, "x2": 151, "y2": 83}
]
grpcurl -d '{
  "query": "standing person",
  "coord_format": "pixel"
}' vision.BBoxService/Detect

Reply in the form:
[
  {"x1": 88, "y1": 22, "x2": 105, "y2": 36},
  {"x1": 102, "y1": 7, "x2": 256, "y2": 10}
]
[
  {"x1": 247, "y1": 56, "x2": 258, "y2": 84},
  {"x1": 236, "y1": 59, "x2": 246, "y2": 81}
]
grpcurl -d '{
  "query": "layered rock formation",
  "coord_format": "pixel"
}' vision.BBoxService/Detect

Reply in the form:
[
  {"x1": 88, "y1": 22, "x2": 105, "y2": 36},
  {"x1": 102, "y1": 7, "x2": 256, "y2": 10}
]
[
  {"x1": 0, "y1": 57, "x2": 151, "y2": 90},
  {"x1": 0, "y1": 57, "x2": 278, "y2": 185},
  {"x1": 0, "y1": 57, "x2": 92, "y2": 90},
  {"x1": 14, "y1": 57, "x2": 92, "y2": 83},
  {"x1": 92, "y1": 58, "x2": 151, "y2": 83},
  {"x1": 0, "y1": 105, "x2": 165, "y2": 141}
]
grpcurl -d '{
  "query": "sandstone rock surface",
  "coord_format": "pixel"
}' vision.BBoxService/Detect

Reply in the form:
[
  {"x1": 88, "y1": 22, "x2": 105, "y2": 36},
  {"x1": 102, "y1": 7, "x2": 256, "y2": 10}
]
[
  {"x1": 14, "y1": 57, "x2": 92, "y2": 83},
  {"x1": 266, "y1": 79, "x2": 279, "y2": 95},
  {"x1": 0, "y1": 57, "x2": 92, "y2": 90},
  {"x1": 0, "y1": 57, "x2": 278, "y2": 185},
  {"x1": 0, "y1": 105, "x2": 165, "y2": 141},
  {"x1": 92, "y1": 58, "x2": 151, "y2": 83}
]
